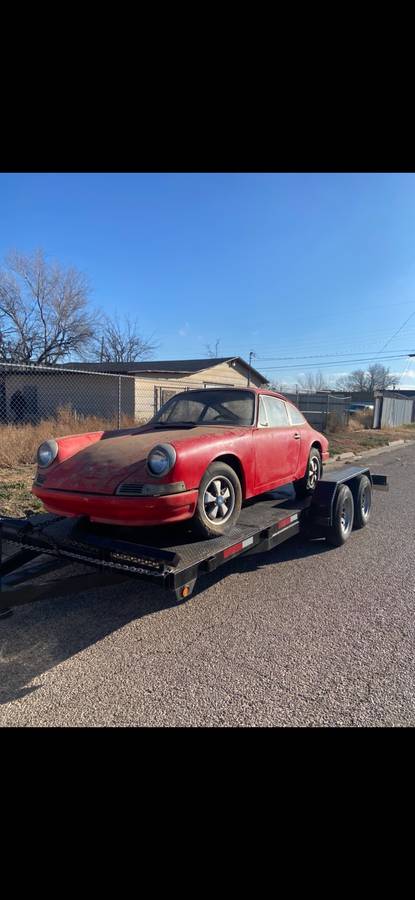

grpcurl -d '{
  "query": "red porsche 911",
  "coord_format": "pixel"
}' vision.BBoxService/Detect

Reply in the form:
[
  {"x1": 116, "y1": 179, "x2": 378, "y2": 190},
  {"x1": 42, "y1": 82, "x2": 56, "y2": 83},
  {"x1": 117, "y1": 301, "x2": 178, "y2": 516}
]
[{"x1": 32, "y1": 387, "x2": 329, "y2": 537}]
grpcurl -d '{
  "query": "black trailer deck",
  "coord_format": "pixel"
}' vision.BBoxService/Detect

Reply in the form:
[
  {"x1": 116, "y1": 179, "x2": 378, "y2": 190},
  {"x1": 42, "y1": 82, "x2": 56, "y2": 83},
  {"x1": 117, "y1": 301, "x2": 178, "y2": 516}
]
[{"x1": 0, "y1": 465, "x2": 388, "y2": 617}]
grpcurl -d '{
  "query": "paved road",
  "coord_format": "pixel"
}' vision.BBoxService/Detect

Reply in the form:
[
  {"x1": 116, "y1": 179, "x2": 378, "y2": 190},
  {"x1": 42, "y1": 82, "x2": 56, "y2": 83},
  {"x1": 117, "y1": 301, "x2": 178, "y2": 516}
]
[{"x1": 1, "y1": 443, "x2": 414, "y2": 726}]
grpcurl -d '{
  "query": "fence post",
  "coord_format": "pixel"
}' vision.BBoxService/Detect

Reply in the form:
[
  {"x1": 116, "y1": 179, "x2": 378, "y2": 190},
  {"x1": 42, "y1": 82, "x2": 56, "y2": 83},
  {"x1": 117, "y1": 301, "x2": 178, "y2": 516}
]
[
  {"x1": 118, "y1": 376, "x2": 121, "y2": 429},
  {"x1": 326, "y1": 393, "x2": 330, "y2": 431}
]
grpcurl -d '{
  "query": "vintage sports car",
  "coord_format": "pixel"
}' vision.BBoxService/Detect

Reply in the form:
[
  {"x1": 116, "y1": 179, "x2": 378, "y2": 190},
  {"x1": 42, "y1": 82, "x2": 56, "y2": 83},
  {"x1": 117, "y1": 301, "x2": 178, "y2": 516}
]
[{"x1": 32, "y1": 387, "x2": 330, "y2": 537}]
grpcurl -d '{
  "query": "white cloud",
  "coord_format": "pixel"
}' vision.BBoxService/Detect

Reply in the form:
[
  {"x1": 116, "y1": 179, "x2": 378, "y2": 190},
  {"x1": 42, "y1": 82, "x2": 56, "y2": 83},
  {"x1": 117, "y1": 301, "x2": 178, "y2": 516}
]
[
  {"x1": 178, "y1": 322, "x2": 190, "y2": 337},
  {"x1": 400, "y1": 367, "x2": 415, "y2": 384}
]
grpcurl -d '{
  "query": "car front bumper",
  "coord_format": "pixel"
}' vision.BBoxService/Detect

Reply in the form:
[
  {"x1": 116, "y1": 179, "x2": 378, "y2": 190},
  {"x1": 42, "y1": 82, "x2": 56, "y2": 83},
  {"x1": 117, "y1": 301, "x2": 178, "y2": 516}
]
[{"x1": 32, "y1": 486, "x2": 199, "y2": 526}]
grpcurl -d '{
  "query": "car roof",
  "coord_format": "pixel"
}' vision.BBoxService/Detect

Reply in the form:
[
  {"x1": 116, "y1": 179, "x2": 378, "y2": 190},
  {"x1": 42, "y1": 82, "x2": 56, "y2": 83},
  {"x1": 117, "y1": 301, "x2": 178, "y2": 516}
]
[{"x1": 180, "y1": 386, "x2": 289, "y2": 401}]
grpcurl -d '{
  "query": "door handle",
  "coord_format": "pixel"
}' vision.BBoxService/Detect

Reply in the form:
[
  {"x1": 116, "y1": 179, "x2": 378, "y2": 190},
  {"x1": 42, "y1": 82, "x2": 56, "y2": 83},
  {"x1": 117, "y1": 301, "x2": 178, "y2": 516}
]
[{"x1": 293, "y1": 433, "x2": 300, "y2": 439}]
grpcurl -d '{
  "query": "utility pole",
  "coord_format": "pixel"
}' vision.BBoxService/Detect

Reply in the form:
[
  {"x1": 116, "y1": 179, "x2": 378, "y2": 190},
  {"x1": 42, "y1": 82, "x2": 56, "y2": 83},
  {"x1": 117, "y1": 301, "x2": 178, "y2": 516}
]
[{"x1": 248, "y1": 350, "x2": 255, "y2": 386}]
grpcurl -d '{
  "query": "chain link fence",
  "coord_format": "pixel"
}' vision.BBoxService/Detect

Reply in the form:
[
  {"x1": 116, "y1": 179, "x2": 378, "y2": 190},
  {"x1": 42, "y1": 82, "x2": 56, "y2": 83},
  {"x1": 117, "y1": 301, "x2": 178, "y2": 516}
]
[
  {"x1": 0, "y1": 362, "x2": 140, "y2": 429},
  {"x1": 0, "y1": 364, "x2": 354, "y2": 434},
  {"x1": 0, "y1": 362, "x2": 149, "y2": 466}
]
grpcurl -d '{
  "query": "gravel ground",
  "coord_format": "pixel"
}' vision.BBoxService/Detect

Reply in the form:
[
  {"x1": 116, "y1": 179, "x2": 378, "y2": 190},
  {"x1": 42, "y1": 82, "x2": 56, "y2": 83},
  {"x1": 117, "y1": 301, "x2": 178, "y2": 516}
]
[{"x1": 1, "y1": 443, "x2": 414, "y2": 726}]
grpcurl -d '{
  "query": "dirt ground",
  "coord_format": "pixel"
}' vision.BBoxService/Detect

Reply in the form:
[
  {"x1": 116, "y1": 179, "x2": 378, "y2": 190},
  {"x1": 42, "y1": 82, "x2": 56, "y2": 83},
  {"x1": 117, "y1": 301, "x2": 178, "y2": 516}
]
[{"x1": 0, "y1": 465, "x2": 40, "y2": 518}]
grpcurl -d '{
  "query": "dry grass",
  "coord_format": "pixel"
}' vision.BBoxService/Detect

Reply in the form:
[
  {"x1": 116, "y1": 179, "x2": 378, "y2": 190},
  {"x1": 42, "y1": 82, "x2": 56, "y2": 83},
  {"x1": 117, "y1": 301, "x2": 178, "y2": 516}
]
[
  {"x1": 325, "y1": 411, "x2": 344, "y2": 433},
  {"x1": 347, "y1": 417, "x2": 363, "y2": 432},
  {"x1": 0, "y1": 406, "x2": 140, "y2": 467},
  {"x1": 349, "y1": 409, "x2": 373, "y2": 429},
  {"x1": 327, "y1": 409, "x2": 374, "y2": 433}
]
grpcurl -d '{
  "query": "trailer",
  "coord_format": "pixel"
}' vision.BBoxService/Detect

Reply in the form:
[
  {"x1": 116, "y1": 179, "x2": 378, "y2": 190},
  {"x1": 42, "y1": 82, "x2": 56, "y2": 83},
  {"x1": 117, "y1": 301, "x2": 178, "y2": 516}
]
[{"x1": 0, "y1": 465, "x2": 388, "y2": 619}]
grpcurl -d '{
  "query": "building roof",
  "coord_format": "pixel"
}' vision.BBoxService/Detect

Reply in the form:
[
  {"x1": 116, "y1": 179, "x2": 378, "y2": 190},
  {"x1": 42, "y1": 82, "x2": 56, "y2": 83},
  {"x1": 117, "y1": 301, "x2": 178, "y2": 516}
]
[
  {"x1": 61, "y1": 356, "x2": 268, "y2": 384},
  {"x1": 374, "y1": 389, "x2": 415, "y2": 399}
]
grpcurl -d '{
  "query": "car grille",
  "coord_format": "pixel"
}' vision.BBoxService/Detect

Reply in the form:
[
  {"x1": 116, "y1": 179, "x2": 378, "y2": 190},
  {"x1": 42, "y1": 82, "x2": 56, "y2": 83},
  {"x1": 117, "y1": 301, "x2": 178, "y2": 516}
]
[{"x1": 117, "y1": 483, "x2": 147, "y2": 496}]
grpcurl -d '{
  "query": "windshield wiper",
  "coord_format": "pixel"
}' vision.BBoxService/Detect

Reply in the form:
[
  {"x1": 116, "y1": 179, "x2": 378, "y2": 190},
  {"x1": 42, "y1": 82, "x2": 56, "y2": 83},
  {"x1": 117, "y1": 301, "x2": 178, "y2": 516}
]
[{"x1": 152, "y1": 421, "x2": 198, "y2": 428}]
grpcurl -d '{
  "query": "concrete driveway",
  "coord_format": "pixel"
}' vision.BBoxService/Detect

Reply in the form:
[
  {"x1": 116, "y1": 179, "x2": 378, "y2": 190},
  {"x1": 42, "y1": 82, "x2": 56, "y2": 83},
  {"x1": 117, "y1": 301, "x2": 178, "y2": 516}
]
[{"x1": 1, "y1": 442, "x2": 414, "y2": 726}]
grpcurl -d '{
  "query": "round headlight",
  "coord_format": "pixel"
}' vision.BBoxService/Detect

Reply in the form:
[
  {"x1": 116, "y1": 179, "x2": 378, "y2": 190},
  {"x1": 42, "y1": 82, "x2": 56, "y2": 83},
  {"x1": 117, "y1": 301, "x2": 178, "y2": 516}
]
[
  {"x1": 37, "y1": 439, "x2": 58, "y2": 468},
  {"x1": 147, "y1": 443, "x2": 176, "y2": 477}
]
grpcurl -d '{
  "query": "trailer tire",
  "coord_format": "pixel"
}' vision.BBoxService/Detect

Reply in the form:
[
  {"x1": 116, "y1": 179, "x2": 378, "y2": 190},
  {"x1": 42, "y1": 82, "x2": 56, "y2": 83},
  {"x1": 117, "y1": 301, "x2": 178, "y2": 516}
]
[
  {"x1": 192, "y1": 462, "x2": 242, "y2": 538},
  {"x1": 353, "y1": 475, "x2": 372, "y2": 529},
  {"x1": 325, "y1": 484, "x2": 354, "y2": 546},
  {"x1": 294, "y1": 448, "x2": 321, "y2": 499}
]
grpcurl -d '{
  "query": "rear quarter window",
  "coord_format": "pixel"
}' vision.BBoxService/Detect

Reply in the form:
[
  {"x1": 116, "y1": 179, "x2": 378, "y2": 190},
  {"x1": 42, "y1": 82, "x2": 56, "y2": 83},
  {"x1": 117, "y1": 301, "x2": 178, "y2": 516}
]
[{"x1": 287, "y1": 404, "x2": 306, "y2": 425}]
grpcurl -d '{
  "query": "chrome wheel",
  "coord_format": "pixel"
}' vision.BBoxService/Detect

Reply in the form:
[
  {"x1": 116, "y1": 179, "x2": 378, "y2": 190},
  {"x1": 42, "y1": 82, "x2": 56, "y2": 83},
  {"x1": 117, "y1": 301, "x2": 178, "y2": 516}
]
[
  {"x1": 203, "y1": 476, "x2": 235, "y2": 523},
  {"x1": 307, "y1": 456, "x2": 320, "y2": 489}
]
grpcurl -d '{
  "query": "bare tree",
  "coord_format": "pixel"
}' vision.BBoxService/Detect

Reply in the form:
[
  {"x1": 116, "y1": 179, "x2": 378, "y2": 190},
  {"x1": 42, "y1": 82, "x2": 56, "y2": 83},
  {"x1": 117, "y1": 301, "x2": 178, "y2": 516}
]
[
  {"x1": 88, "y1": 314, "x2": 158, "y2": 363},
  {"x1": 0, "y1": 249, "x2": 95, "y2": 364},
  {"x1": 335, "y1": 374, "x2": 354, "y2": 391},
  {"x1": 298, "y1": 370, "x2": 331, "y2": 391},
  {"x1": 336, "y1": 364, "x2": 397, "y2": 395},
  {"x1": 336, "y1": 369, "x2": 368, "y2": 392},
  {"x1": 367, "y1": 364, "x2": 396, "y2": 394}
]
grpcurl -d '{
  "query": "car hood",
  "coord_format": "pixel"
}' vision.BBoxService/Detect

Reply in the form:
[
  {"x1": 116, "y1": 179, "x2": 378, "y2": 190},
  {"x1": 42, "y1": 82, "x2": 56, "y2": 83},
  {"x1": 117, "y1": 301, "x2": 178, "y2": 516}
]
[{"x1": 42, "y1": 425, "x2": 245, "y2": 494}]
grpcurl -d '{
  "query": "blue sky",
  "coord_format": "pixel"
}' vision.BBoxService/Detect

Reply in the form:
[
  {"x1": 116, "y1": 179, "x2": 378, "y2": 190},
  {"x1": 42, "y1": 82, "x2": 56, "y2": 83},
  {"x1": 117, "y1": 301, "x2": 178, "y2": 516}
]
[{"x1": 1, "y1": 171, "x2": 415, "y2": 387}]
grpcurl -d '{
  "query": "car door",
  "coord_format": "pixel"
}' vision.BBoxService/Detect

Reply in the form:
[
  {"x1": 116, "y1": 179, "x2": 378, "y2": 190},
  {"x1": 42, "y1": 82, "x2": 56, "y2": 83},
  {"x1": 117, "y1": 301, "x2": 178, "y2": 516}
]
[{"x1": 253, "y1": 395, "x2": 301, "y2": 490}]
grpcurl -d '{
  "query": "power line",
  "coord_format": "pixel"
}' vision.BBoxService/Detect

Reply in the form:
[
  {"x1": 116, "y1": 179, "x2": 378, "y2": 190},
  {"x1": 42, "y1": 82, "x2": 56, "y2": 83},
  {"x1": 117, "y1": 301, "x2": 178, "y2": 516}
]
[
  {"x1": 396, "y1": 358, "x2": 412, "y2": 387},
  {"x1": 260, "y1": 353, "x2": 410, "y2": 372},
  {"x1": 380, "y1": 309, "x2": 415, "y2": 350},
  {"x1": 256, "y1": 347, "x2": 415, "y2": 362}
]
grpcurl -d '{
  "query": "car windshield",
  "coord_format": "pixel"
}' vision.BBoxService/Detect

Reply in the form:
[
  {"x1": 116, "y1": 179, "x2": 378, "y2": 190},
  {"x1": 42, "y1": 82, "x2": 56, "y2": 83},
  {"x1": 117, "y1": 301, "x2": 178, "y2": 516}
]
[{"x1": 151, "y1": 390, "x2": 256, "y2": 427}]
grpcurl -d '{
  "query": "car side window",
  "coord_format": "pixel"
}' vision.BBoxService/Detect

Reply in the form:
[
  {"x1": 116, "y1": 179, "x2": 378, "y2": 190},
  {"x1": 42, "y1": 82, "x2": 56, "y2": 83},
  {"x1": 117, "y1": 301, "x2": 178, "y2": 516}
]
[
  {"x1": 257, "y1": 396, "x2": 269, "y2": 427},
  {"x1": 287, "y1": 404, "x2": 306, "y2": 426},
  {"x1": 262, "y1": 396, "x2": 289, "y2": 427}
]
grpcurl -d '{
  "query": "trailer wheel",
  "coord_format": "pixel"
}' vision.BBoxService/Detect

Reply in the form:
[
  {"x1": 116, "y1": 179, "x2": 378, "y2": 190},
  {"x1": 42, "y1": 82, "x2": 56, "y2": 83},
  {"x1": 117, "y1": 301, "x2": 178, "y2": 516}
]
[
  {"x1": 353, "y1": 475, "x2": 372, "y2": 529},
  {"x1": 325, "y1": 484, "x2": 354, "y2": 546}
]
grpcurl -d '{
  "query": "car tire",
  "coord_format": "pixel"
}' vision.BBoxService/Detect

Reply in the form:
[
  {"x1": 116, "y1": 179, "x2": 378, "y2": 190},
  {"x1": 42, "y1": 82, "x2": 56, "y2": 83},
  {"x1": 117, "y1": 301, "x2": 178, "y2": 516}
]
[
  {"x1": 293, "y1": 447, "x2": 321, "y2": 499},
  {"x1": 192, "y1": 462, "x2": 242, "y2": 538},
  {"x1": 325, "y1": 483, "x2": 354, "y2": 546},
  {"x1": 352, "y1": 475, "x2": 372, "y2": 529}
]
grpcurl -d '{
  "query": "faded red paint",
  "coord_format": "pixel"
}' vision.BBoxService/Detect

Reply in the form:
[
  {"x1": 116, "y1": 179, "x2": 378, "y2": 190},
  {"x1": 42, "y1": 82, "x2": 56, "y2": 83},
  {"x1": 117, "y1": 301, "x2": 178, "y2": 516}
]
[{"x1": 32, "y1": 388, "x2": 329, "y2": 527}]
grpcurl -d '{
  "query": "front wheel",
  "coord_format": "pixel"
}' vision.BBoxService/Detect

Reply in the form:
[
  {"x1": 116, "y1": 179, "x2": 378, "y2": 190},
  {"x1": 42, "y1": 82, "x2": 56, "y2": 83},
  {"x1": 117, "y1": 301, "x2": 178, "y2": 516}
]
[
  {"x1": 294, "y1": 448, "x2": 321, "y2": 499},
  {"x1": 192, "y1": 462, "x2": 242, "y2": 538}
]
